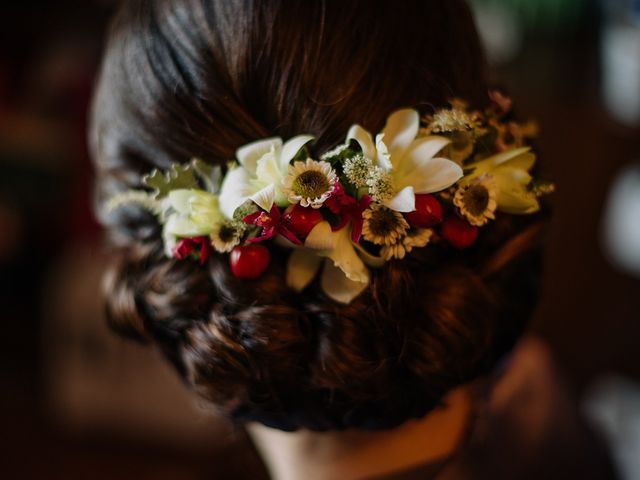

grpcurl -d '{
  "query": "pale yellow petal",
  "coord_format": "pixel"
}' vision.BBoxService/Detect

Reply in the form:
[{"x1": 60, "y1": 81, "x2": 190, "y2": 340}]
[
  {"x1": 304, "y1": 221, "x2": 334, "y2": 250},
  {"x1": 396, "y1": 157, "x2": 463, "y2": 194},
  {"x1": 325, "y1": 226, "x2": 369, "y2": 283},
  {"x1": 287, "y1": 248, "x2": 323, "y2": 292},
  {"x1": 320, "y1": 259, "x2": 370, "y2": 304},
  {"x1": 468, "y1": 147, "x2": 531, "y2": 175}
]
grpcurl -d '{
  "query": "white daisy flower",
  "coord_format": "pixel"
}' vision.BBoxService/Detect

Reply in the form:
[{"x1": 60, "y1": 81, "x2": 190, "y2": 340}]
[
  {"x1": 281, "y1": 158, "x2": 337, "y2": 208},
  {"x1": 454, "y1": 175, "x2": 498, "y2": 226},
  {"x1": 362, "y1": 203, "x2": 409, "y2": 246},
  {"x1": 210, "y1": 220, "x2": 245, "y2": 253}
]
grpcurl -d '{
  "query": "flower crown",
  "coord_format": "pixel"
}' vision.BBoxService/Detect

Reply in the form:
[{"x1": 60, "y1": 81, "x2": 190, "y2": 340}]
[{"x1": 108, "y1": 92, "x2": 553, "y2": 304}]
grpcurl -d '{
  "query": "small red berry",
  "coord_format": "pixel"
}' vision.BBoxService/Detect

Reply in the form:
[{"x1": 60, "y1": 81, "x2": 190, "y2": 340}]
[
  {"x1": 441, "y1": 216, "x2": 478, "y2": 249},
  {"x1": 282, "y1": 204, "x2": 324, "y2": 239},
  {"x1": 229, "y1": 244, "x2": 270, "y2": 279},
  {"x1": 405, "y1": 194, "x2": 443, "y2": 228}
]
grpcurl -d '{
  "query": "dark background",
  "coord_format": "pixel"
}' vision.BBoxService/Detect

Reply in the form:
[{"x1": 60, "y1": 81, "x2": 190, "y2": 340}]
[{"x1": 1, "y1": 1, "x2": 638, "y2": 479}]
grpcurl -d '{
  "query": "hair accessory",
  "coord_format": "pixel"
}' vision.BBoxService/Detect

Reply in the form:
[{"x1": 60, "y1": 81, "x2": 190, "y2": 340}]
[{"x1": 108, "y1": 93, "x2": 553, "y2": 304}]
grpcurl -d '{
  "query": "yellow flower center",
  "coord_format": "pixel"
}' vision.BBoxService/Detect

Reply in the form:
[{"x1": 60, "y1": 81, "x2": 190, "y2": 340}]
[
  {"x1": 292, "y1": 170, "x2": 330, "y2": 199},
  {"x1": 218, "y1": 223, "x2": 238, "y2": 243},
  {"x1": 368, "y1": 208, "x2": 404, "y2": 237},
  {"x1": 463, "y1": 184, "x2": 490, "y2": 216}
]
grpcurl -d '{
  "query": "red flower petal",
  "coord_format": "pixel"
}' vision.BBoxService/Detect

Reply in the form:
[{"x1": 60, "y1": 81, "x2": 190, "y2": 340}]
[
  {"x1": 248, "y1": 225, "x2": 276, "y2": 243},
  {"x1": 172, "y1": 239, "x2": 195, "y2": 259},
  {"x1": 243, "y1": 210, "x2": 262, "y2": 225},
  {"x1": 172, "y1": 237, "x2": 209, "y2": 264},
  {"x1": 277, "y1": 224, "x2": 302, "y2": 245}
]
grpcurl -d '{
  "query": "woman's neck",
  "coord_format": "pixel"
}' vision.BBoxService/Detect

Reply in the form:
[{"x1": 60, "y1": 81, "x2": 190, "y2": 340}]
[{"x1": 247, "y1": 385, "x2": 473, "y2": 480}]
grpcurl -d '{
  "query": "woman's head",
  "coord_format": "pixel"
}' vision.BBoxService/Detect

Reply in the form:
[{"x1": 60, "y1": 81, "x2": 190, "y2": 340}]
[{"x1": 91, "y1": 0, "x2": 545, "y2": 430}]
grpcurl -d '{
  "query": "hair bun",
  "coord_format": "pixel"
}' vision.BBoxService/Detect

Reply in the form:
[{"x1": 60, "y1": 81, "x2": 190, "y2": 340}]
[{"x1": 93, "y1": 0, "x2": 545, "y2": 430}]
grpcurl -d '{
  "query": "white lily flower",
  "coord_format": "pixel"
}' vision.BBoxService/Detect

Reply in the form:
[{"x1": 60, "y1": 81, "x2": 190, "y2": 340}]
[
  {"x1": 219, "y1": 135, "x2": 314, "y2": 218},
  {"x1": 465, "y1": 147, "x2": 540, "y2": 214},
  {"x1": 347, "y1": 109, "x2": 463, "y2": 212}
]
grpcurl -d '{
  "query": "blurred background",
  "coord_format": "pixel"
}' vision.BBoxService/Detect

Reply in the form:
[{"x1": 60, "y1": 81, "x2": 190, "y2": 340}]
[{"x1": 1, "y1": 0, "x2": 639, "y2": 479}]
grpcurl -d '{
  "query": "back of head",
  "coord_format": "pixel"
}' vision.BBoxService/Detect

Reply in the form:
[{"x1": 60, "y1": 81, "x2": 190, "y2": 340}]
[{"x1": 91, "y1": 0, "x2": 545, "y2": 430}]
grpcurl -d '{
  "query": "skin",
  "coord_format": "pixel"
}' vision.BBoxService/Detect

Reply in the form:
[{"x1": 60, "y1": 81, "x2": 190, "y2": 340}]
[{"x1": 246, "y1": 385, "x2": 472, "y2": 480}]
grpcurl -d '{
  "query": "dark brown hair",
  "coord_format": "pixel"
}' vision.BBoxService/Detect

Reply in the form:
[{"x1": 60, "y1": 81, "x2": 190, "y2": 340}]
[{"x1": 91, "y1": 0, "x2": 545, "y2": 430}]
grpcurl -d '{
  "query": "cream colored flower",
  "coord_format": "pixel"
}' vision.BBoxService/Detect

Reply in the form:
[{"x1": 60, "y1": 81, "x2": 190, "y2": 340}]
[
  {"x1": 366, "y1": 167, "x2": 395, "y2": 203},
  {"x1": 219, "y1": 135, "x2": 314, "y2": 218},
  {"x1": 444, "y1": 130, "x2": 475, "y2": 165},
  {"x1": 286, "y1": 222, "x2": 371, "y2": 304},
  {"x1": 163, "y1": 189, "x2": 221, "y2": 237},
  {"x1": 210, "y1": 220, "x2": 245, "y2": 253},
  {"x1": 281, "y1": 158, "x2": 337, "y2": 208},
  {"x1": 465, "y1": 147, "x2": 540, "y2": 214},
  {"x1": 454, "y1": 175, "x2": 498, "y2": 226},
  {"x1": 347, "y1": 109, "x2": 463, "y2": 212},
  {"x1": 343, "y1": 154, "x2": 374, "y2": 188},
  {"x1": 362, "y1": 204, "x2": 409, "y2": 246},
  {"x1": 427, "y1": 107, "x2": 482, "y2": 134}
]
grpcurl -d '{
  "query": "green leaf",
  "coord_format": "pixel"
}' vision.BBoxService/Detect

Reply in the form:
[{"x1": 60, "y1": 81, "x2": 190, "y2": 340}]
[
  {"x1": 322, "y1": 145, "x2": 362, "y2": 176},
  {"x1": 292, "y1": 145, "x2": 310, "y2": 163},
  {"x1": 232, "y1": 199, "x2": 259, "y2": 222},
  {"x1": 142, "y1": 163, "x2": 199, "y2": 199}
]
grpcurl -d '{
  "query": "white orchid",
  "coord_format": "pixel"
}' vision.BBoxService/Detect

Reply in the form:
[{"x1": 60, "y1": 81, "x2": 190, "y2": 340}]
[
  {"x1": 464, "y1": 146, "x2": 540, "y2": 214},
  {"x1": 347, "y1": 109, "x2": 463, "y2": 212},
  {"x1": 219, "y1": 135, "x2": 314, "y2": 218}
]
